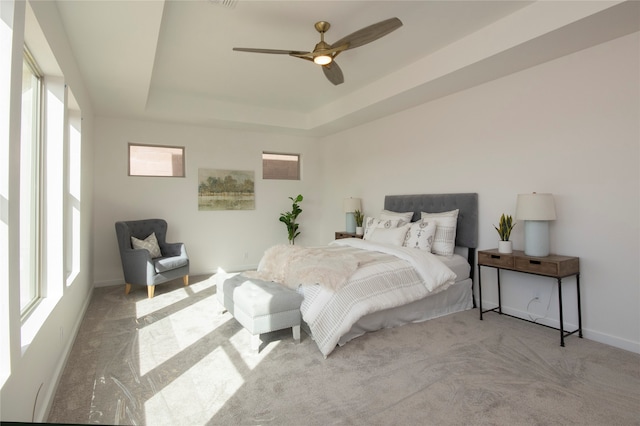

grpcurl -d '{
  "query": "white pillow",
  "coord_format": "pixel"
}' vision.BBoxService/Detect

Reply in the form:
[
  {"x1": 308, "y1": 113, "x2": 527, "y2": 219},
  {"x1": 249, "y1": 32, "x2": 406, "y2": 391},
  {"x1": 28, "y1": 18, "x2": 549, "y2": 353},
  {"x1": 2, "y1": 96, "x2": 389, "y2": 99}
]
[
  {"x1": 379, "y1": 209, "x2": 413, "y2": 223},
  {"x1": 363, "y1": 216, "x2": 404, "y2": 240},
  {"x1": 403, "y1": 220, "x2": 437, "y2": 251},
  {"x1": 420, "y1": 209, "x2": 459, "y2": 256},
  {"x1": 131, "y1": 232, "x2": 162, "y2": 258},
  {"x1": 368, "y1": 224, "x2": 410, "y2": 246}
]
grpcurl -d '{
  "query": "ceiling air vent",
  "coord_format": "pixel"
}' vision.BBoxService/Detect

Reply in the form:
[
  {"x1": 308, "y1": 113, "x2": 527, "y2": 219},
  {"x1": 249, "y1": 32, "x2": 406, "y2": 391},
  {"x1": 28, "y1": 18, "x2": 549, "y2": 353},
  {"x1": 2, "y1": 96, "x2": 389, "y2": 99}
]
[{"x1": 209, "y1": 0, "x2": 238, "y2": 9}]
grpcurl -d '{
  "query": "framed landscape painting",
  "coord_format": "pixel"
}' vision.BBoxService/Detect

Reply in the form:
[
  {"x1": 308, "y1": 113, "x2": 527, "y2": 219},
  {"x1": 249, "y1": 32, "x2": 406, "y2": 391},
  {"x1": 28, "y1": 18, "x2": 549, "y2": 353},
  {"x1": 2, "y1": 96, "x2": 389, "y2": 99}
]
[{"x1": 198, "y1": 168, "x2": 255, "y2": 211}]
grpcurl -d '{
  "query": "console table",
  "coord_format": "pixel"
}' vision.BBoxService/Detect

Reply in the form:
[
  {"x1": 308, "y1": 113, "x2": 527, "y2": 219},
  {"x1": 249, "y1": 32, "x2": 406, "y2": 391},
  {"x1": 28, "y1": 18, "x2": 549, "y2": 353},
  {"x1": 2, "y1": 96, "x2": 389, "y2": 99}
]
[
  {"x1": 477, "y1": 249, "x2": 582, "y2": 346},
  {"x1": 335, "y1": 232, "x2": 363, "y2": 240}
]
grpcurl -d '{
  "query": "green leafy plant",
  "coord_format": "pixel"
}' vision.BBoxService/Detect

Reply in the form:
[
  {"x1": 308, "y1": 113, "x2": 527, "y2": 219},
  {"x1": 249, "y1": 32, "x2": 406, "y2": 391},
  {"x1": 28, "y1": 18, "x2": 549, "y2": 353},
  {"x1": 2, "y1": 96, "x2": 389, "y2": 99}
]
[
  {"x1": 354, "y1": 209, "x2": 364, "y2": 227},
  {"x1": 279, "y1": 194, "x2": 303, "y2": 244},
  {"x1": 494, "y1": 213, "x2": 516, "y2": 241}
]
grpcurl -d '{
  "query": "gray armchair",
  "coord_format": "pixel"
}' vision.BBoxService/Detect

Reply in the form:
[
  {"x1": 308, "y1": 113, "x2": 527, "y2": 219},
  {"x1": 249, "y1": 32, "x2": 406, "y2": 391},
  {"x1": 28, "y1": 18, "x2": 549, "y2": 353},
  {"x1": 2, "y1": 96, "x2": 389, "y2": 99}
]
[{"x1": 115, "y1": 219, "x2": 189, "y2": 298}]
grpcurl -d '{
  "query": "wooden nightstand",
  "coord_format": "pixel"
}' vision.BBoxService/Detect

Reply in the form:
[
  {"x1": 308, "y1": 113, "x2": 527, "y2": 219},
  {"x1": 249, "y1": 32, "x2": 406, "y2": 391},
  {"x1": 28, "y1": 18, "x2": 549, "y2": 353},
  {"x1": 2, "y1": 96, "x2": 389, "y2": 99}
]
[
  {"x1": 477, "y1": 249, "x2": 581, "y2": 346},
  {"x1": 335, "y1": 232, "x2": 363, "y2": 240}
]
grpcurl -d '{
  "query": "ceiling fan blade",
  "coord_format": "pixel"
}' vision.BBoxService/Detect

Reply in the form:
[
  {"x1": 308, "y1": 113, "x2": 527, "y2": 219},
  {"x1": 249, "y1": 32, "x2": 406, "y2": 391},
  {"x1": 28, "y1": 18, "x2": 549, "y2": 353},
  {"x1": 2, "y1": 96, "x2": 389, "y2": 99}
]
[
  {"x1": 233, "y1": 47, "x2": 309, "y2": 55},
  {"x1": 331, "y1": 17, "x2": 403, "y2": 51},
  {"x1": 322, "y1": 61, "x2": 344, "y2": 86}
]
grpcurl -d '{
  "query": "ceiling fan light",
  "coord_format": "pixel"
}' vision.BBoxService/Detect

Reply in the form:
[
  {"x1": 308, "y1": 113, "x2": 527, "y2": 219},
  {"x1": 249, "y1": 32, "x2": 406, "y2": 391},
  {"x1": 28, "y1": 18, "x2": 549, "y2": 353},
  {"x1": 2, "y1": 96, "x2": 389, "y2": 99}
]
[{"x1": 314, "y1": 55, "x2": 332, "y2": 65}]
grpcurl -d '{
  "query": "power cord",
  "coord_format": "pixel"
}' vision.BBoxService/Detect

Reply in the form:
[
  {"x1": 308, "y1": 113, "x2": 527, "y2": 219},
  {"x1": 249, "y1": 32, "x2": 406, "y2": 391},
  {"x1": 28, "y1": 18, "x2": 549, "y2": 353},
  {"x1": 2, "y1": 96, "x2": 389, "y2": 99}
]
[{"x1": 527, "y1": 282, "x2": 554, "y2": 322}]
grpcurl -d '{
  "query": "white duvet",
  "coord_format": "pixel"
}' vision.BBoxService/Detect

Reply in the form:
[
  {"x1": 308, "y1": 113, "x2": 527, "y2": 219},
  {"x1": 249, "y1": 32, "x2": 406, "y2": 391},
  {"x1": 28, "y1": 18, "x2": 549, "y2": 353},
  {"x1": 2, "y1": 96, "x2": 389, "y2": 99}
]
[{"x1": 298, "y1": 238, "x2": 457, "y2": 357}]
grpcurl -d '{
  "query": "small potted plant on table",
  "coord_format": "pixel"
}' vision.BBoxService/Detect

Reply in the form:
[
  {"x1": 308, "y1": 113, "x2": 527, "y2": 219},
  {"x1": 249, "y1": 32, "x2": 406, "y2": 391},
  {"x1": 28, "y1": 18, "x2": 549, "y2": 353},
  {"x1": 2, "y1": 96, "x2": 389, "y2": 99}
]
[
  {"x1": 354, "y1": 209, "x2": 364, "y2": 235},
  {"x1": 494, "y1": 213, "x2": 515, "y2": 254}
]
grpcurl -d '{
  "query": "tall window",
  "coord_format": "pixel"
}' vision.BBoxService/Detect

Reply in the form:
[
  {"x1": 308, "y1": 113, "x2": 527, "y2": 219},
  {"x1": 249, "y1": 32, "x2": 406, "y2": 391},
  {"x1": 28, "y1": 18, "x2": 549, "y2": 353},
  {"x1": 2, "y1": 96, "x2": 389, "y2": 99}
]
[{"x1": 19, "y1": 48, "x2": 42, "y2": 314}]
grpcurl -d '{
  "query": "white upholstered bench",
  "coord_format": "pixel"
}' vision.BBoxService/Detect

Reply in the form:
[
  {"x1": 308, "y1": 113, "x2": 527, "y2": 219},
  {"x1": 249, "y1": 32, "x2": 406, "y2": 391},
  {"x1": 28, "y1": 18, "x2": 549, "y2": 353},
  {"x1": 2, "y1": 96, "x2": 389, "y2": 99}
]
[{"x1": 217, "y1": 272, "x2": 303, "y2": 351}]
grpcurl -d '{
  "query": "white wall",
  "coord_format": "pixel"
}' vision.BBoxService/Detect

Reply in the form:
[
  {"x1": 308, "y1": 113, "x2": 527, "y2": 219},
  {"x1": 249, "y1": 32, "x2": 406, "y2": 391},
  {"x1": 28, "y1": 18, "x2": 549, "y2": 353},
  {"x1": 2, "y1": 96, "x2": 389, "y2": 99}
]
[
  {"x1": 1, "y1": 0, "x2": 95, "y2": 422},
  {"x1": 93, "y1": 118, "x2": 324, "y2": 286},
  {"x1": 319, "y1": 32, "x2": 639, "y2": 353}
]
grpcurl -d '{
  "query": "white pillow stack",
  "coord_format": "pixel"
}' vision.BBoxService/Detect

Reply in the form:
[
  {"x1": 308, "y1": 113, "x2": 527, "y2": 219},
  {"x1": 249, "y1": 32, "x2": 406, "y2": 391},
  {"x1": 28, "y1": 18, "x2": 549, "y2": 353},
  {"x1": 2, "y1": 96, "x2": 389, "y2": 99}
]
[{"x1": 361, "y1": 208, "x2": 459, "y2": 256}]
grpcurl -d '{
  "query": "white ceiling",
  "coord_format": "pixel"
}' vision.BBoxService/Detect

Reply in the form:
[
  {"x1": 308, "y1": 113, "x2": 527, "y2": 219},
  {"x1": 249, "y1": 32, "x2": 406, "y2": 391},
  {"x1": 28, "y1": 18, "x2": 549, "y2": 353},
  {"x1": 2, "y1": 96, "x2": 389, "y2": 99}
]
[{"x1": 51, "y1": 0, "x2": 639, "y2": 136}]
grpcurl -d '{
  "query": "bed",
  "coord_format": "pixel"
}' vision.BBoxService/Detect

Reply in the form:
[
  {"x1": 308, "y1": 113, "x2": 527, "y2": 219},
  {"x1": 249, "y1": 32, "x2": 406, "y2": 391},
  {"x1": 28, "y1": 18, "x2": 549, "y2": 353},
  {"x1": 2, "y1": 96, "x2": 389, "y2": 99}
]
[
  {"x1": 225, "y1": 193, "x2": 478, "y2": 357},
  {"x1": 330, "y1": 193, "x2": 478, "y2": 350}
]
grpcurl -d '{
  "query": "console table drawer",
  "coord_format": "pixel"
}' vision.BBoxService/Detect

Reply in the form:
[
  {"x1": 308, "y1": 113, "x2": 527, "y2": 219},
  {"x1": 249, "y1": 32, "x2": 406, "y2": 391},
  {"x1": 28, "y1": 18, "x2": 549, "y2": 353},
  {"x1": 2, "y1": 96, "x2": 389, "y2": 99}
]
[
  {"x1": 515, "y1": 258, "x2": 558, "y2": 275},
  {"x1": 478, "y1": 252, "x2": 514, "y2": 268}
]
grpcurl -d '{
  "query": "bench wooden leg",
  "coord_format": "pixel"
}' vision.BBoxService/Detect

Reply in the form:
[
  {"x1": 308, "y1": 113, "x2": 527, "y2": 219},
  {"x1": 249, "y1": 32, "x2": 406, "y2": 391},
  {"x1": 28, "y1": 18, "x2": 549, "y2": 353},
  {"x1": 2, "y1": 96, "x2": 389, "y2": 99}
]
[
  {"x1": 147, "y1": 285, "x2": 155, "y2": 298},
  {"x1": 125, "y1": 283, "x2": 132, "y2": 295},
  {"x1": 292, "y1": 325, "x2": 300, "y2": 343},
  {"x1": 183, "y1": 275, "x2": 189, "y2": 286}
]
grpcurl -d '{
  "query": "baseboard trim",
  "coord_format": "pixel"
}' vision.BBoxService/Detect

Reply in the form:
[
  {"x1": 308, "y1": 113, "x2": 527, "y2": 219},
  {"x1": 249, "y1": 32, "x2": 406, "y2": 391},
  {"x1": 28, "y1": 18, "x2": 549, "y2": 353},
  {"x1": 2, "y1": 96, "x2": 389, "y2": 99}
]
[
  {"x1": 481, "y1": 302, "x2": 639, "y2": 354},
  {"x1": 40, "y1": 286, "x2": 94, "y2": 422}
]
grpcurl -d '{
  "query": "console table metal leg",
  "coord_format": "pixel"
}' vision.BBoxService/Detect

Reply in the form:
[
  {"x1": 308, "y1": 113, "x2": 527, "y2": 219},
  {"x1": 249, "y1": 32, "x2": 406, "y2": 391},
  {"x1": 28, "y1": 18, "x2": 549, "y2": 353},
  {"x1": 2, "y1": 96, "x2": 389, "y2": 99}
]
[
  {"x1": 496, "y1": 269, "x2": 502, "y2": 314},
  {"x1": 478, "y1": 264, "x2": 483, "y2": 320},
  {"x1": 558, "y1": 278, "x2": 565, "y2": 347},
  {"x1": 576, "y1": 273, "x2": 583, "y2": 338}
]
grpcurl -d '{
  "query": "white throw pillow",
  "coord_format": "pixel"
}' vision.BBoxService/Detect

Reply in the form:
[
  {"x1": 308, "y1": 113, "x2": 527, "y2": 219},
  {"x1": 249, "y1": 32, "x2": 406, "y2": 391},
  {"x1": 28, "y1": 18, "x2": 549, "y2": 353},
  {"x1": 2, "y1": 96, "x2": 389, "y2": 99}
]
[
  {"x1": 368, "y1": 224, "x2": 410, "y2": 246},
  {"x1": 420, "y1": 209, "x2": 459, "y2": 256},
  {"x1": 379, "y1": 209, "x2": 414, "y2": 223},
  {"x1": 403, "y1": 220, "x2": 437, "y2": 251},
  {"x1": 363, "y1": 216, "x2": 404, "y2": 240},
  {"x1": 131, "y1": 232, "x2": 162, "y2": 258}
]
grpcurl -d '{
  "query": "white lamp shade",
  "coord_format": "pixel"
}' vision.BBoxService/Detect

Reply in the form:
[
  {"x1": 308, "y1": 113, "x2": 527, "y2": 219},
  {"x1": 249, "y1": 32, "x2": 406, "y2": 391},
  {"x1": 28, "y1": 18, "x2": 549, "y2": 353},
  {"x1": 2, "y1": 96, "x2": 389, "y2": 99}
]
[
  {"x1": 343, "y1": 197, "x2": 362, "y2": 213},
  {"x1": 516, "y1": 193, "x2": 556, "y2": 221}
]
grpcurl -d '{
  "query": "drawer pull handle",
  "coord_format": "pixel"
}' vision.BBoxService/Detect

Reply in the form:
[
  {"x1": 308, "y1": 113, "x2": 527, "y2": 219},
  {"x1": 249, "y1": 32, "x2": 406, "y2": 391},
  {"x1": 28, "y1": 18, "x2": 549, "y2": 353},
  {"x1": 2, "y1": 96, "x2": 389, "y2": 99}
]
[
  {"x1": 491, "y1": 255, "x2": 501, "y2": 259},
  {"x1": 530, "y1": 260, "x2": 541, "y2": 265}
]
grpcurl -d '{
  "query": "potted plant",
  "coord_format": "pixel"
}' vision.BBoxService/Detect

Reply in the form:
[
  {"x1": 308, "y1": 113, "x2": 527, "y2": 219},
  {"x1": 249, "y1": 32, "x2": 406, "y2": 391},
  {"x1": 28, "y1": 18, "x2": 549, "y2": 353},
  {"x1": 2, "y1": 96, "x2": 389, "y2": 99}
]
[
  {"x1": 354, "y1": 209, "x2": 364, "y2": 235},
  {"x1": 279, "y1": 194, "x2": 303, "y2": 244},
  {"x1": 494, "y1": 213, "x2": 516, "y2": 253}
]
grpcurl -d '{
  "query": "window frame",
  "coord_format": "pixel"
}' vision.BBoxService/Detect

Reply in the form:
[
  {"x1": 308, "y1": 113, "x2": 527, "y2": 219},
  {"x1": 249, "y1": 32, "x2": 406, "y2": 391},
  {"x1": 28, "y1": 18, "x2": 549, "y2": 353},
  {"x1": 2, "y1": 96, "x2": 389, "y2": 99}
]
[
  {"x1": 128, "y1": 143, "x2": 186, "y2": 178},
  {"x1": 262, "y1": 152, "x2": 301, "y2": 181},
  {"x1": 19, "y1": 46, "x2": 43, "y2": 317}
]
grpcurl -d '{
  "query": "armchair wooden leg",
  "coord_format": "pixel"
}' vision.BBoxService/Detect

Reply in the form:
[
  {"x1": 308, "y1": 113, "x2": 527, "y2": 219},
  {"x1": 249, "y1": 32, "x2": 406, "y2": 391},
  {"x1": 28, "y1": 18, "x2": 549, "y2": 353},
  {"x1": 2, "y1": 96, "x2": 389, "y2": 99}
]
[
  {"x1": 148, "y1": 285, "x2": 155, "y2": 299},
  {"x1": 183, "y1": 275, "x2": 189, "y2": 286},
  {"x1": 125, "y1": 283, "x2": 132, "y2": 295}
]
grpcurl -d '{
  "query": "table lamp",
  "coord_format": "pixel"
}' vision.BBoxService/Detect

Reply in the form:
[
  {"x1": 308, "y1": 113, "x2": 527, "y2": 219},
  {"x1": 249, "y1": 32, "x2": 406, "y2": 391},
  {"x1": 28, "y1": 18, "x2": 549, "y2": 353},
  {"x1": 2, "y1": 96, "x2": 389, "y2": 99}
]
[
  {"x1": 515, "y1": 192, "x2": 556, "y2": 257},
  {"x1": 343, "y1": 197, "x2": 361, "y2": 234}
]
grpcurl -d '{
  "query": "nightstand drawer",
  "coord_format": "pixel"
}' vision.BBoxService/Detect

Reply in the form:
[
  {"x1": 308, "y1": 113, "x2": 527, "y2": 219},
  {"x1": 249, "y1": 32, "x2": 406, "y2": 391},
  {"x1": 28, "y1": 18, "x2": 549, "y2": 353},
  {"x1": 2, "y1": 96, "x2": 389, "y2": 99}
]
[
  {"x1": 514, "y1": 258, "x2": 558, "y2": 275},
  {"x1": 478, "y1": 251, "x2": 514, "y2": 268}
]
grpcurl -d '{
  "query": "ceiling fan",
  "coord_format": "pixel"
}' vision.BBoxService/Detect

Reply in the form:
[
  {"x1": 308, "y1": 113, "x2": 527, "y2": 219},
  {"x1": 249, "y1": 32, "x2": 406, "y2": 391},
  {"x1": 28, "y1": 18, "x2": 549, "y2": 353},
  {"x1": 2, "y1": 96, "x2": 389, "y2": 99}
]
[{"x1": 232, "y1": 17, "x2": 403, "y2": 85}]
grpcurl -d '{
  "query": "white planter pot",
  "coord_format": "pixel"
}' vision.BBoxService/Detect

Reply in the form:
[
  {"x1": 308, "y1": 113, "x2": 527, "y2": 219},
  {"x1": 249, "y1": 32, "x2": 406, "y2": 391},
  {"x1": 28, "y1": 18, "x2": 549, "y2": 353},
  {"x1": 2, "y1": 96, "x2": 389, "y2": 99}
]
[
  {"x1": 355, "y1": 226, "x2": 364, "y2": 235},
  {"x1": 498, "y1": 240, "x2": 513, "y2": 254}
]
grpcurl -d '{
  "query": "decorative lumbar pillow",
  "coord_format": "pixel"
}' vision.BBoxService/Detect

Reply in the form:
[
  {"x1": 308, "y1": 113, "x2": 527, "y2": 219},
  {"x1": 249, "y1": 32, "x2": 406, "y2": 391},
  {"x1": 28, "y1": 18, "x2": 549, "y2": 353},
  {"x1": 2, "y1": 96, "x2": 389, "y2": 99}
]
[
  {"x1": 403, "y1": 220, "x2": 437, "y2": 251},
  {"x1": 379, "y1": 209, "x2": 414, "y2": 223},
  {"x1": 420, "y1": 209, "x2": 459, "y2": 256},
  {"x1": 368, "y1": 224, "x2": 410, "y2": 246},
  {"x1": 131, "y1": 232, "x2": 162, "y2": 258},
  {"x1": 363, "y1": 216, "x2": 404, "y2": 240}
]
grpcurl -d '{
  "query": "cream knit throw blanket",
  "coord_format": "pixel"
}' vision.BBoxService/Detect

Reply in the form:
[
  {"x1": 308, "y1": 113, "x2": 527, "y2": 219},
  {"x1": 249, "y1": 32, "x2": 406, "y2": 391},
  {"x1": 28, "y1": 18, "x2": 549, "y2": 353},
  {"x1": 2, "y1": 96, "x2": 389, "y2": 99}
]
[{"x1": 244, "y1": 244, "x2": 360, "y2": 292}]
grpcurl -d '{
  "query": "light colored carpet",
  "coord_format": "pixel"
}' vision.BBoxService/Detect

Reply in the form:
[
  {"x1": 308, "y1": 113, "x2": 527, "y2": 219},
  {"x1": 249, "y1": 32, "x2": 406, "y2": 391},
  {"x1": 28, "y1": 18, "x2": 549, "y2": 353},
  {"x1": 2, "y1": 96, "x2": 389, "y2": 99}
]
[{"x1": 48, "y1": 275, "x2": 640, "y2": 426}]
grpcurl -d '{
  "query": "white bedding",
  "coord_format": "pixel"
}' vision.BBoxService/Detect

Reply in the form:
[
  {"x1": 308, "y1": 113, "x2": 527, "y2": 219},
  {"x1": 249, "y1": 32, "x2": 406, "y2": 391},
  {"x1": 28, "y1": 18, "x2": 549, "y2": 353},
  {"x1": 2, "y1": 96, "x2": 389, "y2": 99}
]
[{"x1": 298, "y1": 238, "x2": 456, "y2": 357}]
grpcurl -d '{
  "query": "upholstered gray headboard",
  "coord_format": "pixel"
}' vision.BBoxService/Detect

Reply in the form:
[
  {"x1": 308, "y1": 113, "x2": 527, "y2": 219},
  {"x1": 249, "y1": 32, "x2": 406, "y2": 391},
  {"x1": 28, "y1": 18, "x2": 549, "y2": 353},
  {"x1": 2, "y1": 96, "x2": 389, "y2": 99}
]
[{"x1": 383, "y1": 193, "x2": 478, "y2": 249}]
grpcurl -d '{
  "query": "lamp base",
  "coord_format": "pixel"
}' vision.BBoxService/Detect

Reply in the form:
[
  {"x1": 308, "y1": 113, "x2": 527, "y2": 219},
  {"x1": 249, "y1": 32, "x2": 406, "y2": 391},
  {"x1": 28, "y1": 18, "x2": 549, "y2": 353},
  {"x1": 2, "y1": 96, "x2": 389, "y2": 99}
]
[
  {"x1": 346, "y1": 212, "x2": 356, "y2": 233},
  {"x1": 524, "y1": 220, "x2": 550, "y2": 257}
]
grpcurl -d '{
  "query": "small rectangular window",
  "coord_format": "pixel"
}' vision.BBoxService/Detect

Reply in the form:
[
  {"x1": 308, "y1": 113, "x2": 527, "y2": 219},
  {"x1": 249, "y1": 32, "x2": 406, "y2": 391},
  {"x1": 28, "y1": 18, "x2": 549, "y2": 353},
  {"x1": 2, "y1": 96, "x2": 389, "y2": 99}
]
[
  {"x1": 128, "y1": 143, "x2": 185, "y2": 177},
  {"x1": 262, "y1": 152, "x2": 300, "y2": 180}
]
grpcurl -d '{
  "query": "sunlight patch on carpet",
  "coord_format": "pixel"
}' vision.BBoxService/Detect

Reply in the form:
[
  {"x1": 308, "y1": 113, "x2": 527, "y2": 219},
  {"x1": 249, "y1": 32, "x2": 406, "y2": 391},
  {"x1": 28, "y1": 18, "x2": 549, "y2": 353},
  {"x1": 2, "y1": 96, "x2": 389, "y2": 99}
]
[{"x1": 143, "y1": 346, "x2": 244, "y2": 424}]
